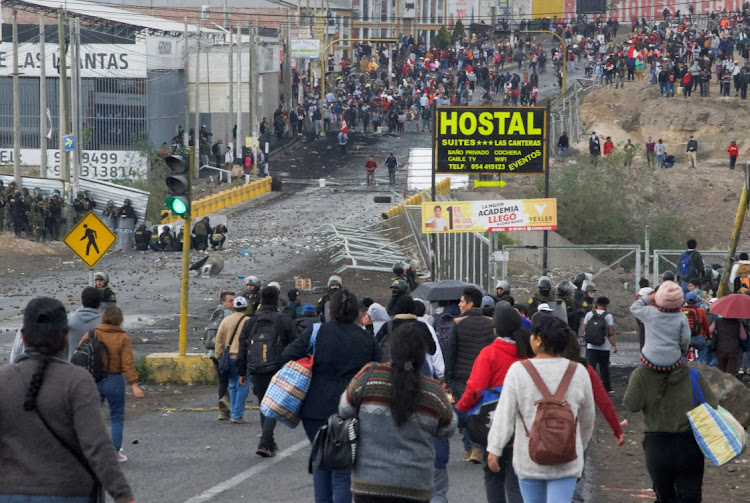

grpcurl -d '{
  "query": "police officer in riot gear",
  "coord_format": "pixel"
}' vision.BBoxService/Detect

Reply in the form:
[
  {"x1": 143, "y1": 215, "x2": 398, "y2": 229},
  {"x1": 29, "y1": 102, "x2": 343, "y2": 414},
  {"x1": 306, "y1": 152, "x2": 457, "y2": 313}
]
[
  {"x1": 528, "y1": 275, "x2": 555, "y2": 315},
  {"x1": 95, "y1": 271, "x2": 117, "y2": 309}
]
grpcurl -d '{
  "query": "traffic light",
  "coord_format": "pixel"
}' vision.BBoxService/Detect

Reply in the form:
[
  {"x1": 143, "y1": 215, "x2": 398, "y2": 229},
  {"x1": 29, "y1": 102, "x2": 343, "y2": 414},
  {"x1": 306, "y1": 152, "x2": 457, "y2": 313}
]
[{"x1": 165, "y1": 154, "x2": 190, "y2": 215}]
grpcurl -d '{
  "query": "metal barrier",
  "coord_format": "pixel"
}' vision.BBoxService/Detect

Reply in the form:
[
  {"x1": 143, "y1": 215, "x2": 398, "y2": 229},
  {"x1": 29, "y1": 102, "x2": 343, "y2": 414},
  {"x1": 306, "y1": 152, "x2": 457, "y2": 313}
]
[
  {"x1": 380, "y1": 178, "x2": 451, "y2": 220},
  {"x1": 652, "y1": 249, "x2": 726, "y2": 286},
  {"x1": 199, "y1": 165, "x2": 232, "y2": 184},
  {"x1": 161, "y1": 176, "x2": 272, "y2": 224},
  {"x1": 432, "y1": 229, "x2": 493, "y2": 291}
]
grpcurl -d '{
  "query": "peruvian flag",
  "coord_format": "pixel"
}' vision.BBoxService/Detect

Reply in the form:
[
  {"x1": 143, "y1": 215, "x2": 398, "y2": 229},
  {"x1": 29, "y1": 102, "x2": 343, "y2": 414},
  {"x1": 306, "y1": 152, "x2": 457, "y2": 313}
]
[
  {"x1": 628, "y1": 46, "x2": 637, "y2": 58},
  {"x1": 341, "y1": 118, "x2": 348, "y2": 135}
]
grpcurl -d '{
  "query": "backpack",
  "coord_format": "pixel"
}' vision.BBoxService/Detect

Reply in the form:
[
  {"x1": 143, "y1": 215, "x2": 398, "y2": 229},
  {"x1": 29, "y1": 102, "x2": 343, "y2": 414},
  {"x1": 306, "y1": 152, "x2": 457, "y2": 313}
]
[
  {"x1": 466, "y1": 386, "x2": 502, "y2": 446},
  {"x1": 71, "y1": 330, "x2": 109, "y2": 382},
  {"x1": 679, "y1": 250, "x2": 699, "y2": 279},
  {"x1": 683, "y1": 307, "x2": 702, "y2": 337},
  {"x1": 246, "y1": 309, "x2": 282, "y2": 374},
  {"x1": 519, "y1": 360, "x2": 579, "y2": 466},
  {"x1": 584, "y1": 311, "x2": 608, "y2": 346},
  {"x1": 203, "y1": 308, "x2": 225, "y2": 350}
]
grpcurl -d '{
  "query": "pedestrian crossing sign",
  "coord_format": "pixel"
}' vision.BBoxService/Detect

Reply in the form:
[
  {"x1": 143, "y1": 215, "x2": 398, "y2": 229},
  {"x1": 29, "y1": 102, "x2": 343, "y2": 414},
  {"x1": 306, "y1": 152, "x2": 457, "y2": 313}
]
[{"x1": 63, "y1": 212, "x2": 117, "y2": 269}]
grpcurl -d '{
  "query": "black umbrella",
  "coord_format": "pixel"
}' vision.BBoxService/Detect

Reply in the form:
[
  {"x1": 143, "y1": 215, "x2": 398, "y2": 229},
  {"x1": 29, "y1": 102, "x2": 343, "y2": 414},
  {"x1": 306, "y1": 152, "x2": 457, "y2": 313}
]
[{"x1": 410, "y1": 280, "x2": 488, "y2": 302}]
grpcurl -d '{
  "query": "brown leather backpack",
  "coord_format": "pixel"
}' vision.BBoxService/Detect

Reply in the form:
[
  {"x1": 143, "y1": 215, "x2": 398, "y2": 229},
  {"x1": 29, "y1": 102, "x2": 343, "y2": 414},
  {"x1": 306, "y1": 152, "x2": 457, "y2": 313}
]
[{"x1": 519, "y1": 360, "x2": 579, "y2": 466}]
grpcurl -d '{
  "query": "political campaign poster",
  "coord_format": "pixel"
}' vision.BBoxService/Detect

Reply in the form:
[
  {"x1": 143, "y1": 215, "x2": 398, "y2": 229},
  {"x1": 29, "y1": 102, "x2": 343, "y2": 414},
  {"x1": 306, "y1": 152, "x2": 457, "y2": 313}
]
[
  {"x1": 433, "y1": 107, "x2": 547, "y2": 175},
  {"x1": 421, "y1": 198, "x2": 557, "y2": 233}
]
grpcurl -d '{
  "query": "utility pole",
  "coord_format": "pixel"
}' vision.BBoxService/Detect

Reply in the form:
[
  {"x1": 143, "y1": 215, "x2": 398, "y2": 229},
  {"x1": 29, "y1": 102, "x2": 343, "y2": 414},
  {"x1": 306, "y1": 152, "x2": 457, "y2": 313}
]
[
  {"x1": 183, "y1": 21, "x2": 189, "y2": 149},
  {"x1": 283, "y1": 13, "x2": 292, "y2": 117},
  {"x1": 70, "y1": 17, "x2": 81, "y2": 195},
  {"x1": 194, "y1": 28, "x2": 201, "y2": 181},
  {"x1": 236, "y1": 25, "x2": 242, "y2": 152},
  {"x1": 227, "y1": 27, "x2": 233, "y2": 156},
  {"x1": 12, "y1": 10, "x2": 21, "y2": 187},
  {"x1": 718, "y1": 162, "x2": 750, "y2": 297},
  {"x1": 249, "y1": 24, "x2": 257, "y2": 175},
  {"x1": 39, "y1": 17, "x2": 47, "y2": 178},
  {"x1": 58, "y1": 9, "x2": 70, "y2": 198}
]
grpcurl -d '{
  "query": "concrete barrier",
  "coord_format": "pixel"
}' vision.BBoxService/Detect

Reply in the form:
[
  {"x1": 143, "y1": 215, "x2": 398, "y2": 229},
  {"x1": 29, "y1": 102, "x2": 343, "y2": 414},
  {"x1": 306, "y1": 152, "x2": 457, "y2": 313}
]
[
  {"x1": 380, "y1": 178, "x2": 451, "y2": 220},
  {"x1": 161, "y1": 176, "x2": 272, "y2": 224},
  {"x1": 144, "y1": 353, "x2": 217, "y2": 384}
]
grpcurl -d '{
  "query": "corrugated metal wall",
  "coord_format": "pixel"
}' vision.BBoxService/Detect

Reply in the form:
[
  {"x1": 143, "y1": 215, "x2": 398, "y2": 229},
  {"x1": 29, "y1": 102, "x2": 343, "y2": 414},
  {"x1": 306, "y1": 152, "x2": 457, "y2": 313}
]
[{"x1": 147, "y1": 69, "x2": 187, "y2": 147}]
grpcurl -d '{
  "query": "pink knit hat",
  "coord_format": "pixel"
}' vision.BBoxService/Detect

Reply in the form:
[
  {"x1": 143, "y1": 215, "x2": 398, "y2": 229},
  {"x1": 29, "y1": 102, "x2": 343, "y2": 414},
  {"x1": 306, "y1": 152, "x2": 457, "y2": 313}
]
[{"x1": 655, "y1": 281, "x2": 684, "y2": 310}]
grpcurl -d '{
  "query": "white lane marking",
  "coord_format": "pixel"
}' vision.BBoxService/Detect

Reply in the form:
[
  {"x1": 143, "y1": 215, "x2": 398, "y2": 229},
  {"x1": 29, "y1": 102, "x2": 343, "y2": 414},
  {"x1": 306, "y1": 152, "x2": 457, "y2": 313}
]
[{"x1": 182, "y1": 439, "x2": 309, "y2": 503}]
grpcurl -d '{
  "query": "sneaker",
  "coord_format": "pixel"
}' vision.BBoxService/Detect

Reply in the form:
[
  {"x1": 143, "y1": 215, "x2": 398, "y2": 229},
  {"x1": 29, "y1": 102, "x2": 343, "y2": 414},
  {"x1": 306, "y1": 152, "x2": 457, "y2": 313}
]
[
  {"x1": 468, "y1": 447, "x2": 483, "y2": 464},
  {"x1": 256, "y1": 446, "x2": 276, "y2": 458},
  {"x1": 463, "y1": 450, "x2": 472, "y2": 462},
  {"x1": 117, "y1": 450, "x2": 128, "y2": 463},
  {"x1": 230, "y1": 417, "x2": 247, "y2": 424}
]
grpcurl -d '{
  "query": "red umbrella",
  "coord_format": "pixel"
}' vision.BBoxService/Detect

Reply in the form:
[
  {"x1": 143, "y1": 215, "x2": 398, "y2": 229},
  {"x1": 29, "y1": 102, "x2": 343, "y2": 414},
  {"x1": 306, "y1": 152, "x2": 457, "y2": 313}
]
[{"x1": 709, "y1": 294, "x2": 750, "y2": 319}]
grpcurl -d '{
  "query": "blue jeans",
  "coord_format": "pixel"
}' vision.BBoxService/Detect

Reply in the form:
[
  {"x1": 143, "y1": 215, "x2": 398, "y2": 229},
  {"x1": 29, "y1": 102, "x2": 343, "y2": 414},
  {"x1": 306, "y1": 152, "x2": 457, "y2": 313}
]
[
  {"x1": 228, "y1": 358, "x2": 250, "y2": 420},
  {"x1": 690, "y1": 335, "x2": 710, "y2": 365},
  {"x1": 0, "y1": 497, "x2": 89, "y2": 503},
  {"x1": 449, "y1": 380, "x2": 477, "y2": 452},
  {"x1": 656, "y1": 154, "x2": 664, "y2": 168},
  {"x1": 557, "y1": 147, "x2": 566, "y2": 162},
  {"x1": 518, "y1": 477, "x2": 577, "y2": 503},
  {"x1": 303, "y1": 418, "x2": 352, "y2": 503},
  {"x1": 97, "y1": 373, "x2": 125, "y2": 451}
]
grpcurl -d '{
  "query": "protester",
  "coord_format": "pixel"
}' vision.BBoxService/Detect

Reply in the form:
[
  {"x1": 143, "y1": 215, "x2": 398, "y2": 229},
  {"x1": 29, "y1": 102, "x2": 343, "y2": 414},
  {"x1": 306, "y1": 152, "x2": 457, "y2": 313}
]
[
  {"x1": 215, "y1": 296, "x2": 252, "y2": 424},
  {"x1": 583, "y1": 296, "x2": 617, "y2": 394},
  {"x1": 339, "y1": 325, "x2": 456, "y2": 502},
  {"x1": 455, "y1": 304, "x2": 533, "y2": 502},
  {"x1": 283, "y1": 289, "x2": 381, "y2": 502},
  {"x1": 66, "y1": 286, "x2": 102, "y2": 360},
  {"x1": 79, "y1": 306, "x2": 144, "y2": 463},
  {"x1": 624, "y1": 363, "x2": 718, "y2": 502},
  {"x1": 487, "y1": 315, "x2": 595, "y2": 502},
  {"x1": 0, "y1": 298, "x2": 135, "y2": 503}
]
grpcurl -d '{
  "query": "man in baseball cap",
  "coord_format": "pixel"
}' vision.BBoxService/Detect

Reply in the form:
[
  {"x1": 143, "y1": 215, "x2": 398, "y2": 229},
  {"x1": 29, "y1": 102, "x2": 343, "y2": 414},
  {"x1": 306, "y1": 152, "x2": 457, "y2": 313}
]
[{"x1": 215, "y1": 296, "x2": 252, "y2": 424}]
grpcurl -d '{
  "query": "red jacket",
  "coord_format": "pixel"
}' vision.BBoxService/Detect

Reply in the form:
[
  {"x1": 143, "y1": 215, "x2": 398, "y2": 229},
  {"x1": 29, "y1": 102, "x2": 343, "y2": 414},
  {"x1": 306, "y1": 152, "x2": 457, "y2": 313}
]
[
  {"x1": 365, "y1": 160, "x2": 377, "y2": 173},
  {"x1": 728, "y1": 144, "x2": 739, "y2": 157},
  {"x1": 586, "y1": 365, "x2": 623, "y2": 438},
  {"x1": 603, "y1": 141, "x2": 614, "y2": 155},
  {"x1": 456, "y1": 338, "x2": 524, "y2": 412}
]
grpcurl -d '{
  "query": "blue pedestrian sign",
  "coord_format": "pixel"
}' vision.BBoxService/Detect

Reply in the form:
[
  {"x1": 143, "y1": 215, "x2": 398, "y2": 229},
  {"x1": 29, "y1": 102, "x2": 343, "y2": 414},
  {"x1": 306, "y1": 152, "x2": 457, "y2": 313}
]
[{"x1": 63, "y1": 134, "x2": 75, "y2": 152}]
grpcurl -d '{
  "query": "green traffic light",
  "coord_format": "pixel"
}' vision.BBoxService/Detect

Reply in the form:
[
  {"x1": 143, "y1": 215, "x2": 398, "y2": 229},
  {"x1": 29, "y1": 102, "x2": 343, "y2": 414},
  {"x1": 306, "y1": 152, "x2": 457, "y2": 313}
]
[{"x1": 166, "y1": 196, "x2": 189, "y2": 215}]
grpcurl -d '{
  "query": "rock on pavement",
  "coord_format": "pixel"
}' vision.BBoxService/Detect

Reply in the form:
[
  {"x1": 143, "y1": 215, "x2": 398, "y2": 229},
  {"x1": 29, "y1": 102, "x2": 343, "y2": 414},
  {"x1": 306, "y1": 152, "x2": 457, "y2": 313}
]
[{"x1": 689, "y1": 362, "x2": 750, "y2": 428}]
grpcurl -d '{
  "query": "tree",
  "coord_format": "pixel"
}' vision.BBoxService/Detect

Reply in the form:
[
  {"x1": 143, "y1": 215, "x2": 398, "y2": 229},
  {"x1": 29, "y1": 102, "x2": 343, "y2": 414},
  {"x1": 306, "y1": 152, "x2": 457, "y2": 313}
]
[
  {"x1": 436, "y1": 26, "x2": 452, "y2": 50},
  {"x1": 452, "y1": 20, "x2": 466, "y2": 43}
]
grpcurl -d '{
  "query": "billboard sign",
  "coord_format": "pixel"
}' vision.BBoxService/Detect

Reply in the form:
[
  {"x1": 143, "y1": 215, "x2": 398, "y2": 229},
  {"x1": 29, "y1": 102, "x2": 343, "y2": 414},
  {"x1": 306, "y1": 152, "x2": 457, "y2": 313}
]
[
  {"x1": 434, "y1": 106, "x2": 547, "y2": 175},
  {"x1": 422, "y1": 199, "x2": 557, "y2": 233},
  {"x1": 291, "y1": 39, "x2": 321, "y2": 59}
]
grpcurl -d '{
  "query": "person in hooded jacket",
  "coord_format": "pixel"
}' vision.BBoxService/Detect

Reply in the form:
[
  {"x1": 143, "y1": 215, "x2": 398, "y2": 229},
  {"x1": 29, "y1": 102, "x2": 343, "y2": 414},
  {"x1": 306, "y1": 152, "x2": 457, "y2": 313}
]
[
  {"x1": 67, "y1": 287, "x2": 103, "y2": 360},
  {"x1": 295, "y1": 304, "x2": 319, "y2": 336},
  {"x1": 316, "y1": 275, "x2": 342, "y2": 322},
  {"x1": 456, "y1": 304, "x2": 534, "y2": 503},
  {"x1": 367, "y1": 302, "x2": 390, "y2": 338},
  {"x1": 283, "y1": 290, "x2": 381, "y2": 503}
]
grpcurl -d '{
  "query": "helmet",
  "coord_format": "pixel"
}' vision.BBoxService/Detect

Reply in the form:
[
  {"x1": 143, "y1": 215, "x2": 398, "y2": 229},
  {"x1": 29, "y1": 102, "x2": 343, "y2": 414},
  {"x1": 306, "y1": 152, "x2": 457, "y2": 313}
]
[
  {"x1": 123, "y1": 198, "x2": 131, "y2": 204},
  {"x1": 267, "y1": 281, "x2": 281, "y2": 291},
  {"x1": 107, "y1": 200, "x2": 114, "y2": 205},
  {"x1": 662, "y1": 270, "x2": 676, "y2": 282},
  {"x1": 245, "y1": 275, "x2": 261, "y2": 287},
  {"x1": 94, "y1": 272, "x2": 109, "y2": 284},
  {"x1": 573, "y1": 273, "x2": 586, "y2": 288},
  {"x1": 583, "y1": 281, "x2": 597, "y2": 292},
  {"x1": 537, "y1": 275, "x2": 552, "y2": 289},
  {"x1": 327, "y1": 275, "x2": 342, "y2": 287},
  {"x1": 390, "y1": 278, "x2": 408, "y2": 291},
  {"x1": 557, "y1": 280, "x2": 575, "y2": 296},
  {"x1": 496, "y1": 280, "x2": 510, "y2": 292},
  {"x1": 392, "y1": 262, "x2": 405, "y2": 276}
]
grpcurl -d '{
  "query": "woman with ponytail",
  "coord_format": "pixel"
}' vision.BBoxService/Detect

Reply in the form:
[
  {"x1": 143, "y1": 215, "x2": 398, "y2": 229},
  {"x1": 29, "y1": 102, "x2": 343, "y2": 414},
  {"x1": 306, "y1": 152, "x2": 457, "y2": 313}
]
[
  {"x1": 283, "y1": 289, "x2": 381, "y2": 503},
  {"x1": 339, "y1": 325, "x2": 457, "y2": 503},
  {"x1": 0, "y1": 297, "x2": 134, "y2": 503}
]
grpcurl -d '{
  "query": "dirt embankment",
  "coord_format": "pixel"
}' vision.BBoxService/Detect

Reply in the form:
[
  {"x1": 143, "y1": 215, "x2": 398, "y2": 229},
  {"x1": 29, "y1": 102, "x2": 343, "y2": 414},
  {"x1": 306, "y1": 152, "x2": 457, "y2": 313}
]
[{"x1": 576, "y1": 82, "x2": 749, "y2": 249}]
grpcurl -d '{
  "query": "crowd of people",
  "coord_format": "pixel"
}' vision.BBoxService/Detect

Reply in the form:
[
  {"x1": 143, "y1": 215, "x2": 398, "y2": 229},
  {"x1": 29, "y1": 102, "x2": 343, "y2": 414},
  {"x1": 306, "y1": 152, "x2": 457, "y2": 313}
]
[{"x1": 5, "y1": 230, "x2": 750, "y2": 503}]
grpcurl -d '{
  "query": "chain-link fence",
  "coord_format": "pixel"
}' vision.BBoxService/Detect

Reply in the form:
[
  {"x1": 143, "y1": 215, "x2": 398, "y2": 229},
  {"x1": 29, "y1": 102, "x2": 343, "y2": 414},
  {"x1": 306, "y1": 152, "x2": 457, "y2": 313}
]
[
  {"x1": 652, "y1": 249, "x2": 727, "y2": 286},
  {"x1": 497, "y1": 244, "x2": 642, "y2": 307}
]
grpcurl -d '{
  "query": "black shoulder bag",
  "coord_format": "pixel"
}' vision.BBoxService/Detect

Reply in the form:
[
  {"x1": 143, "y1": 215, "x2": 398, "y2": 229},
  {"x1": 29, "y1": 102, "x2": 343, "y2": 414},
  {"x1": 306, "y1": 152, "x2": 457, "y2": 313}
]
[
  {"x1": 308, "y1": 362, "x2": 379, "y2": 474},
  {"x1": 14, "y1": 366, "x2": 103, "y2": 503}
]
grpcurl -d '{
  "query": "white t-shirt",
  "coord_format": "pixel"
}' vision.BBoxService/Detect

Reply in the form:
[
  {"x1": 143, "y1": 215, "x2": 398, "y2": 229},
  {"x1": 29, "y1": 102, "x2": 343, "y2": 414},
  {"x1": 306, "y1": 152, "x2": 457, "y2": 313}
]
[
  {"x1": 426, "y1": 217, "x2": 447, "y2": 231},
  {"x1": 583, "y1": 309, "x2": 614, "y2": 351}
]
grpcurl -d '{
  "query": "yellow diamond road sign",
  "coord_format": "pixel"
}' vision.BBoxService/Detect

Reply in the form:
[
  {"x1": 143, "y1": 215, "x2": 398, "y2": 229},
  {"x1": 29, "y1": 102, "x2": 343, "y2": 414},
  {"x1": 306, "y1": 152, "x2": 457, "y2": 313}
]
[{"x1": 63, "y1": 212, "x2": 117, "y2": 269}]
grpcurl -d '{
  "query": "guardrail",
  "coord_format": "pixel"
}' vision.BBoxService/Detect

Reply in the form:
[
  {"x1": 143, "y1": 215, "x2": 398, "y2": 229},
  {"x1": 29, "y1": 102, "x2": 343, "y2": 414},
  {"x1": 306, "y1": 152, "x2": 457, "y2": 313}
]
[
  {"x1": 161, "y1": 177, "x2": 272, "y2": 224},
  {"x1": 380, "y1": 178, "x2": 451, "y2": 220}
]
